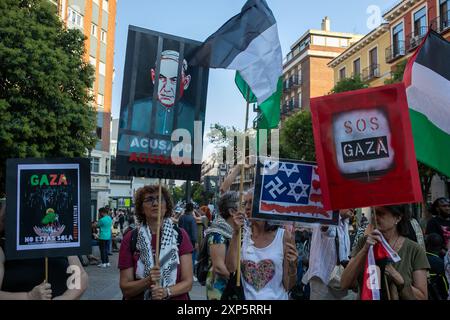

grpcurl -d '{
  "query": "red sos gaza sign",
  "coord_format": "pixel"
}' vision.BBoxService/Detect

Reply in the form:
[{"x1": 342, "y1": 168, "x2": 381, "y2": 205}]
[{"x1": 311, "y1": 83, "x2": 422, "y2": 210}]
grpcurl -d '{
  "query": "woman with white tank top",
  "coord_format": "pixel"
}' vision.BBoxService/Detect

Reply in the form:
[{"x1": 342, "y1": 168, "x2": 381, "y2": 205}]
[{"x1": 225, "y1": 191, "x2": 298, "y2": 300}]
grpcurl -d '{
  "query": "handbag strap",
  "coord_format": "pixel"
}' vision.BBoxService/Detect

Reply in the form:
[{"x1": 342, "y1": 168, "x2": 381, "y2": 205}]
[{"x1": 335, "y1": 229, "x2": 341, "y2": 266}]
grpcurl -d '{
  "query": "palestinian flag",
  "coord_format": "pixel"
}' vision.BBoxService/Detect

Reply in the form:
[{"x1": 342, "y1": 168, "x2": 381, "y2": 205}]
[
  {"x1": 404, "y1": 30, "x2": 450, "y2": 177},
  {"x1": 361, "y1": 234, "x2": 401, "y2": 300},
  {"x1": 235, "y1": 71, "x2": 281, "y2": 129},
  {"x1": 190, "y1": 0, "x2": 283, "y2": 106}
]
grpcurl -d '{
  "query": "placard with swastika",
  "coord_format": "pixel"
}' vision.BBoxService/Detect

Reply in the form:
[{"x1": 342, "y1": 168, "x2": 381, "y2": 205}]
[{"x1": 252, "y1": 158, "x2": 338, "y2": 225}]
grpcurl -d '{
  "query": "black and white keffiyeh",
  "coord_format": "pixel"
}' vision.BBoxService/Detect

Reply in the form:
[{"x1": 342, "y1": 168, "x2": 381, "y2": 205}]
[{"x1": 135, "y1": 218, "x2": 179, "y2": 295}]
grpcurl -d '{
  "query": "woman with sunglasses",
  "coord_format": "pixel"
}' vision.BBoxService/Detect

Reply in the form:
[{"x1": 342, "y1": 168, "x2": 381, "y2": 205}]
[{"x1": 118, "y1": 185, "x2": 193, "y2": 300}]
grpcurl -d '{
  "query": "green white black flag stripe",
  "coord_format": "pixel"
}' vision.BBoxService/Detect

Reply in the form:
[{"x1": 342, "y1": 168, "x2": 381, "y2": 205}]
[
  {"x1": 404, "y1": 31, "x2": 450, "y2": 177},
  {"x1": 190, "y1": 0, "x2": 282, "y2": 105}
]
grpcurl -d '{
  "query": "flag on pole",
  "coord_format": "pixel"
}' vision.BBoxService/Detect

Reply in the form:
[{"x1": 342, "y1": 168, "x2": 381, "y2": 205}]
[
  {"x1": 235, "y1": 71, "x2": 281, "y2": 130},
  {"x1": 361, "y1": 234, "x2": 401, "y2": 300},
  {"x1": 190, "y1": 0, "x2": 283, "y2": 106},
  {"x1": 404, "y1": 30, "x2": 450, "y2": 177}
]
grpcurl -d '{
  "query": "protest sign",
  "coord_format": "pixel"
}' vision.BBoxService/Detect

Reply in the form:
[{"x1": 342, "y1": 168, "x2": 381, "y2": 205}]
[
  {"x1": 116, "y1": 26, "x2": 209, "y2": 181},
  {"x1": 310, "y1": 83, "x2": 422, "y2": 210},
  {"x1": 5, "y1": 158, "x2": 91, "y2": 260},
  {"x1": 252, "y1": 158, "x2": 338, "y2": 225}
]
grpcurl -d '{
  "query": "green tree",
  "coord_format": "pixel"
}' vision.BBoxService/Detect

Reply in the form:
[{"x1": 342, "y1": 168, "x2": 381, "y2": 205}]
[
  {"x1": 171, "y1": 185, "x2": 185, "y2": 204},
  {"x1": 330, "y1": 75, "x2": 368, "y2": 94},
  {"x1": 207, "y1": 123, "x2": 248, "y2": 164},
  {"x1": 384, "y1": 59, "x2": 408, "y2": 84},
  {"x1": 280, "y1": 111, "x2": 316, "y2": 162},
  {"x1": 0, "y1": 0, "x2": 97, "y2": 196},
  {"x1": 191, "y1": 182, "x2": 213, "y2": 205}
]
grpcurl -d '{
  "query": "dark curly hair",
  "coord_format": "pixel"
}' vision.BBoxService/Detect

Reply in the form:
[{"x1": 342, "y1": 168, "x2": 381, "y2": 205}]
[
  {"x1": 134, "y1": 185, "x2": 173, "y2": 224},
  {"x1": 431, "y1": 197, "x2": 449, "y2": 216}
]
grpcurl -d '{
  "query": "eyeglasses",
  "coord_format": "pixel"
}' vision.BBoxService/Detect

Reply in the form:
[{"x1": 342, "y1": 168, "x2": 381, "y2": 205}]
[
  {"x1": 143, "y1": 196, "x2": 166, "y2": 205},
  {"x1": 241, "y1": 201, "x2": 252, "y2": 207}
]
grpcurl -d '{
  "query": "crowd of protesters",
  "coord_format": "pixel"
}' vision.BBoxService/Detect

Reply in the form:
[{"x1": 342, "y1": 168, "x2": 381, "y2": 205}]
[{"x1": 1, "y1": 171, "x2": 449, "y2": 300}]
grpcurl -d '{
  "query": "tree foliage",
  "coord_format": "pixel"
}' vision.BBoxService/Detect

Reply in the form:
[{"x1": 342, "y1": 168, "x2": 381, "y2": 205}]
[
  {"x1": 330, "y1": 75, "x2": 368, "y2": 94},
  {"x1": 191, "y1": 182, "x2": 214, "y2": 205},
  {"x1": 171, "y1": 185, "x2": 185, "y2": 204},
  {"x1": 207, "y1": 123, "x2": 247, "y2": 164},
  {"x1": 0, "y1": 0, "x2": 97, "y2": 195},
  {"x1": 280, "y1": 111, "x2": 316, "y2": 162},
  {"x1": 384, "y1": 59, "x2": 408, "y2": 84}
]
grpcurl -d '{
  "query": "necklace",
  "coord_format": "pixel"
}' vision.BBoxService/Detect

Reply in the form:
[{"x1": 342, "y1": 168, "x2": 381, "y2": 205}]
[{"x1": 390, "y1": 235, "x2": 400, "y2": 252}]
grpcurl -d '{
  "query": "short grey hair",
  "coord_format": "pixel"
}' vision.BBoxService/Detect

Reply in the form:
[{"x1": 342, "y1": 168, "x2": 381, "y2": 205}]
[{"x1": 218, "y1": 191, "x2": 239, "y2": 219}]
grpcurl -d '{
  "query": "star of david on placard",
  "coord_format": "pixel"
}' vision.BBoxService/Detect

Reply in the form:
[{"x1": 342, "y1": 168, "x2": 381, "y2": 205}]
[
  {"x1": 279, "y1": 163, "x2": 299, "y2": 177},
  {"x1": 287, "y1": 176, "x2": 310, "y2": 201}
]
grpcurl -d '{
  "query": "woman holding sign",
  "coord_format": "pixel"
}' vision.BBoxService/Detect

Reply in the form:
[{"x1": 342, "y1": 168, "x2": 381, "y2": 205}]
[
  {"x1": 118, "y1": 185, "x2": 193, "y2": 300},
  {"x1": 225, "y1": 190, "x2": 299, "y2": 300},
  {"x1": 340, "y1": 205, "x2": 429, "y2": 300},
  {"x1": 0, "y1": 202, "x2": 88, "y2": 300}
]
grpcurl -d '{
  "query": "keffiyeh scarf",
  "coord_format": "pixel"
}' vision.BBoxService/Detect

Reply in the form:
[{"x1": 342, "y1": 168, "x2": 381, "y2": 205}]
[
  {"x1": 135, "y1": 218, "x2": 179, "y2": 298},
  {"x1": 205, "y1": 215, "x2": 233, "y2": 240}
]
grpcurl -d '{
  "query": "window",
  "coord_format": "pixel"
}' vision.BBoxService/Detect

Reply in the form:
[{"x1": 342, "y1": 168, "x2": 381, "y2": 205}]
[
  {"x1": 298, "y1": 92, "x2": 302, "y2": 109},
  {"x1": 99, "y1": 61, "x2": 106, "y2": 76},
  {"x1": 313, "y1": 36, "x2": 326, "y2": 46},
  {"x1": 369, "y1": 47, "x2": 379, "y2": 77},
  {"x1": 105, "y1": 158, "x2": 109, "y2": 174},
  {"x1": 369, "y1": 47, "x2": 378, "y2": 66},
  {"x1": 353, "y1": 58, "x2": 361, "y2": 76},
  {"x1": 102, "y1": 0, "x2": 109, "y2": 12},
  {"x1": 392, "y1": 22, "x2": 404, "y2": 56},
  {"x1": 91, "y1": 157, "x2": 100, "y2": 173},
  {"x1": 413, "y1": 7, "x2": 427, "y2": 36},
  {"x1": 89, "y1": 56, "x2": 96, "y2": 68},
  {"x1": 339, "y1": 67, "x2": 346, "y2": 80},
  {"x1": 68, "y1": 8, "x2": 83, "y2": 28},
  {"x1": 101, "y1": 30, "x2": 107, "y2": 43},
  {"x1": 97, "y1": 94, "x2": 104, "y2": 106},
  {"x1": 340, "y1": 39, "x2": 349, "y2": 47},
  {"x1": 440, "y1": 0, "x2": 449, "y2": 30},
  {"x1": 326, "y1": 37, "x2": 340, "y2": 47},
  {"x1": 96, "y1": 127, "x2": 102, "y2": 140},
  {"x1": 298, "y1": 37, "x2": 311, "y2": 52},
  {"x1": 91, "y1": 24, "x2": 97, "y2": 37}
]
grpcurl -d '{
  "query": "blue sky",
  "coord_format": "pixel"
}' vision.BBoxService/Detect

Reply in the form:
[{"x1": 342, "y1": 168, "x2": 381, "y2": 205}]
[{"x1": 112, "y1": 0, "x2": 398, "y2": 153}]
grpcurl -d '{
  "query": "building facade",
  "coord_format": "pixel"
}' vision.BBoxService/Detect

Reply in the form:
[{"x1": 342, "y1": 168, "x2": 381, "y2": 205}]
[
  {"x1": 329, "y1": 0, "x2": 450, "y2": 201},
  {"x1": 281, "y1": 17, "x2": 363, "y2": 119},
  {"x1": 329, "y1": 24, "x2": 391, "y2": 87},
  {"x1": 49, "y1": 0, "x2": 117, "y2": 218},
  {"x1": 384, "y1": 0, "x2": 450, "y2": 71}
]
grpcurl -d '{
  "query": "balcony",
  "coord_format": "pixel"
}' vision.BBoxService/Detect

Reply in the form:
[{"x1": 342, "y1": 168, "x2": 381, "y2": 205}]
[
  {"x1": 290, "y1": 75, "x2": 302, "y2": 88},
  {"x1": 362, "y1": 64, "x2": 380, "y2": 82},
  {"x1": 289, "y1": 99, "x2": 300, "y2": 111},
  {"x1": 405, "y1": 26, "x2": 428, "y2": 52},
  {"x1": 281, "y1": 102, "x2": 290, "y2": 115},
  {"x1": 283, "y1": 79, "x2": 290, "y2": 93},
  {"x1": 385, "y1": 41, "x2": 406, "y2": 63},
  {"x1": 430, "y1": 11, "x2": 450, "y2": 34}
]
